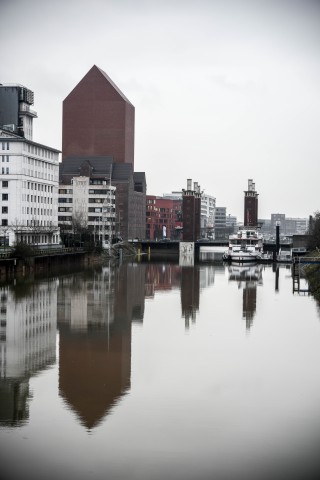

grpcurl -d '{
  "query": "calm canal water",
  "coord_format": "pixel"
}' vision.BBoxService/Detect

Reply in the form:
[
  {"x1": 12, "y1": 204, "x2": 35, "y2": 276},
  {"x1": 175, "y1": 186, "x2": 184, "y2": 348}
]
[{"x1": 1, "y1": 252, "x2": 320, "y2": 480}]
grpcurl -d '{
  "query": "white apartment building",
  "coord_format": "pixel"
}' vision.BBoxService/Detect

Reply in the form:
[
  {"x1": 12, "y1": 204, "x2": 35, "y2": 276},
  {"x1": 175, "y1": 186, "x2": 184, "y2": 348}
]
[
  {"x1": 58, "y1": 176, "x2": 116, "y2": 248},
  {"x1": 0, "y1": 129, "x2": 60, "y2": 247},
  {"x1": 0, "y1": 83, "x2": 60, "y2": 248},
  {"x1": 201, "y1": 193, "x2": 216, "y2": 237}
]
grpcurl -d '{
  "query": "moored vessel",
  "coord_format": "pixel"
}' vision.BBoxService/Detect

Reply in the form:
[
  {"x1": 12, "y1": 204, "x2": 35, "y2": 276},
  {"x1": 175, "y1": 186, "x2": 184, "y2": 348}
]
[{"x1": 223, "y1": 228, "x2": 263, "y2": 263}]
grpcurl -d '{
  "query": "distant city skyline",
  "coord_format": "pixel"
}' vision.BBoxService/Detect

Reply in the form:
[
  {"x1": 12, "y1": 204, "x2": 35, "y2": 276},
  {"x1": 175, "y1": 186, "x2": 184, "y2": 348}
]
[{"x1": 1, "y1": 0, "x2": 319, "y2": 220}]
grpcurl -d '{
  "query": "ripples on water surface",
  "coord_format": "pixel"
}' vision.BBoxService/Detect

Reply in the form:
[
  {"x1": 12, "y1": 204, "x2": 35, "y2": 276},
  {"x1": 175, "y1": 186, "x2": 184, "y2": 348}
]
[{"x1": 1, "y1": 257, "x2": 320, "y2": 480}]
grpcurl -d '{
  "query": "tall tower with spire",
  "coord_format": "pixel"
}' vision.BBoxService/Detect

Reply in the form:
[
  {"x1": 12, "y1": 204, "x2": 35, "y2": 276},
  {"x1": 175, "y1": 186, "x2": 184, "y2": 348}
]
[{"x1": 244, "y1": 179, "x2": 258, "y2": 227}]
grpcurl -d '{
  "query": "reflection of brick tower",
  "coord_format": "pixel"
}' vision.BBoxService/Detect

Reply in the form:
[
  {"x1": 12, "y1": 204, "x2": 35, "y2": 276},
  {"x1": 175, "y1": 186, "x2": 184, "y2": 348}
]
[
  {"x1": 244, "y1": 179, "x2": 258, "y2": 227},
  {"x1": 181, "y1": 266, "x2": 200, "y2": 328},
  {"x1": 243, "y1": 286, "x2": 257, "y2": 330},
  {"x1": 182, "y1": 179, "x2": 201, "y2": 241}
]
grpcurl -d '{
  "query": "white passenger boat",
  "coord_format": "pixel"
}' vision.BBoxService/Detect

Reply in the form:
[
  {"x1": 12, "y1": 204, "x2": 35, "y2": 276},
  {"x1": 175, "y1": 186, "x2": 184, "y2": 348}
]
[{"x1": 222, "y1": 228, "x2": 264, "y2": 263}]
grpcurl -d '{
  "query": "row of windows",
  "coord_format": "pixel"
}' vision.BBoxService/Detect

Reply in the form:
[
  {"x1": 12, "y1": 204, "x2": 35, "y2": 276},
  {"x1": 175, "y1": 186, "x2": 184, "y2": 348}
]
[
  {"x1": 24, "y1": 143, "x2": 56, "y2": 160},
  {"x1": 23, "y1": 169, "x2": 55, "y2": 181},
  {"x1": 1, "y1": 168, "x2": 9, "y2": 174},
  {"x1": 1, "y1": 142, "x2": 9, "y2": 151},
  {"x1": 1, "y1": 180, "x2": 55, "y2": 193},
  {"x1": 1, "y1": 156, "x2": 9, "y2": 162},
  {"x1": 22, "y1": 195, "x2": 52, "y2": 204},
  {"x1": 146, "y1": 212, "x2": 177, "y2": 218},
  {"x1": 59, "y1": 188, "x2": 73, "y2": 194},
  {"x1": 18, "y1": 233, "x2": 59, "y2": 242},
  {"x1": 58, "y1": 207, "x2": 72, "y2": 212},
  {"x1": 25, "y1": 157, "x2": 55, "y2": 168},
  {"x1": 59, "y1": 216, "x2": 115, "y2": 223},
  {"x1": 26, "y1": 182, "x2": 54, "y2": 193},
  {"x1": 88, "y1": 207, "x2": 116, "y2": 213},
  {"x1": 89, "y1": 198, "x2": 115, "y2": 204},
  {"x1": 146, "y1": 219, "x2": 173, "y2": 224},
  {"x1": 23, "y1": 208, "x2": 53, "y2": 216},
  {"x1": 1, "y1": 205, "x2": 55, "y2": 216},
  {"x1": 58, "y1": 197, "x2": 116, "y2": 204},
  {"x1": 60, "y1": 187, "x2": 115, "y2": 196},
  {"x1": 147, "y1": 206, "x2": 178, "y2": 213}
]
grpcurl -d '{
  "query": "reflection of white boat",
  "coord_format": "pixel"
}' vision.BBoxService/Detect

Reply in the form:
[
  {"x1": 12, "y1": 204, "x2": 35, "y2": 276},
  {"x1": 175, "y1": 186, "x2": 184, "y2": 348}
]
[
  {"x1": 228, "y1": 263, "x2": 263, "y2": 284},
  {"x1": 223, "y1": 229, "x2": 263, "y2": 263}
]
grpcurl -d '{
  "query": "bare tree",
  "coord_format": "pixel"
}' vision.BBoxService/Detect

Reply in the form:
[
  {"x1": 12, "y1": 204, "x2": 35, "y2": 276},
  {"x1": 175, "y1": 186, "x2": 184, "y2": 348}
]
[
  {"x1": 70, "y1": 211, "x2": 87, "y2": 248},
  {"x1": 308, "y1": 211, "x2": 320, "y2": 251}
]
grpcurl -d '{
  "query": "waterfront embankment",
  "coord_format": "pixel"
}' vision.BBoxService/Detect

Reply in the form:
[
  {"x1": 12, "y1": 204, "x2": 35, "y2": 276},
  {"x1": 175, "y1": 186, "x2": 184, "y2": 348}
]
[
  {"x1": 305, "y1": 251, "x2": 320, "y2": 303},
  {"x1": 0, "y1": 242, "x2": 138, "y2": 282}
]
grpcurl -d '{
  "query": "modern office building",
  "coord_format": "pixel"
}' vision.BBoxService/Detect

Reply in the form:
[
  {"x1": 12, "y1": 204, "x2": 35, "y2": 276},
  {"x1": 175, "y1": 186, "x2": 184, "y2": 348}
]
[
  {"x1": 146, "y1": 195, "x2": 182, "y2": 240},
  {"x1": 0, "y1": 83, "x2": 60, "y2": 247},
  {"x1": 226, "y1": 214, "x2": 237, "y2": 231},
  {"x1": 270, "y1": 214, "x2": 308, "y2": 236},
  {"x1": 214, "y1": 206, "x2": 228, "y2": 239},
  {"x1": 244, "y1": 179, "x2": 258, "y2": 227},
  {"x1": 0, "y1": 84, "x2": 37, "y2": 140},
  {"x1": 61, "y1": 66, "x2": 146, "y2": 240}
]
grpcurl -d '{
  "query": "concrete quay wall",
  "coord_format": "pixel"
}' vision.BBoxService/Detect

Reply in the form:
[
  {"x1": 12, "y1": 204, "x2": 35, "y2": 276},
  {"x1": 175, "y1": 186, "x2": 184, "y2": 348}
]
[{"x1": 0, "y1": 251, "x2": 99, "y2": 281}]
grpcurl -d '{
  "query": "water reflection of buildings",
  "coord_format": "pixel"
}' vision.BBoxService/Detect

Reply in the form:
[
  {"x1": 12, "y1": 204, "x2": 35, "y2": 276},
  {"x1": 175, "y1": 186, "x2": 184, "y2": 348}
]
[
  {"x1": 145, "y1": 263, "x2": 181, "y2": 298},
  {"x1": 144, "y1": 263, "x2": 215, "y2": 328},
  {"x1": 181, "y1": 266, "x2": 200, "y2": 328},
  {"x1": 228, "y1": 264, "x2": 263, "y2": 329},
  {"x1": 0, "y1": 280, "x2": 57, "y2": 426},
  {"x1": 57, "y1": 263, "x2": 146, "y2": 430}
]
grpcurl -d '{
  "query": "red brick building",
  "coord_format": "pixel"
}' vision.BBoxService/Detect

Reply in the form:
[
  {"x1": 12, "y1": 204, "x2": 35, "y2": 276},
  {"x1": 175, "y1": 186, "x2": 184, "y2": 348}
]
[
  {"x1": 182, "y1": 180, "x2": 201, "y2": 241},
  {"x1": 244, "y1": 179, "x2": 258, "y2": 227},
  {"x1": 146, "y1": 195, "x2": 182, "y2": 240},
  {"x1": 62, "y1": 65, "x2": 134, "y2": 165},
  {"x1": 60, "y1": 65, "x2": 146, "y2": 240}
]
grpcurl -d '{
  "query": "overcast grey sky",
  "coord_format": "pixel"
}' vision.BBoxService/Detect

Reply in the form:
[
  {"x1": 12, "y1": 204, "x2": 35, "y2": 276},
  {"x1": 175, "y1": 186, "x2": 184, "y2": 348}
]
[{"x1": 1, "y1": 0, "x2": 320, "y2": 220}]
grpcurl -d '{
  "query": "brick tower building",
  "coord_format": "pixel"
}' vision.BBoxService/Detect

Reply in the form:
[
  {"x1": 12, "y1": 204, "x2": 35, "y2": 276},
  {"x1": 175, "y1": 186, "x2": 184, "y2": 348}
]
[
  {"x1": 62, "y1": 65, "x2": 134, "y2": 165},
  {"x1": 60, "y1": 66, "x2": 146, "y2": 241},
  {"x1": 244, "y1": 179, "x2": 258, "y2": 227},
  {"x1": 182, "y1": 179, "x2": 201, "y2": 241}
]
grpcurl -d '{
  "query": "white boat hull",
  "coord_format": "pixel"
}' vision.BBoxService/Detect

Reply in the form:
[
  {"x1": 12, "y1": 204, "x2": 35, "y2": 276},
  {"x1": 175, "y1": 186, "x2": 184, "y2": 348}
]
[{"x1": 223, "y1": 252, "x2": 262, "y2": 263}]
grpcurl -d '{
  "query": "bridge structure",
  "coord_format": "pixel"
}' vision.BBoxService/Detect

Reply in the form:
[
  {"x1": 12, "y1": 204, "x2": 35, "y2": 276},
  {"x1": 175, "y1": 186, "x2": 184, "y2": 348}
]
[{"x1": 134, "y1": 239, "x2": 295, "y2": 261}]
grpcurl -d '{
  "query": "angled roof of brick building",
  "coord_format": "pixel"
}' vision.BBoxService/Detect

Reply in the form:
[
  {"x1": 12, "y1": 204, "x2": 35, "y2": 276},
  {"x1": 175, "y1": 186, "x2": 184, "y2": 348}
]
[{"x1": 62, "y1": 65, "x2": 135, "y2": 165}]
